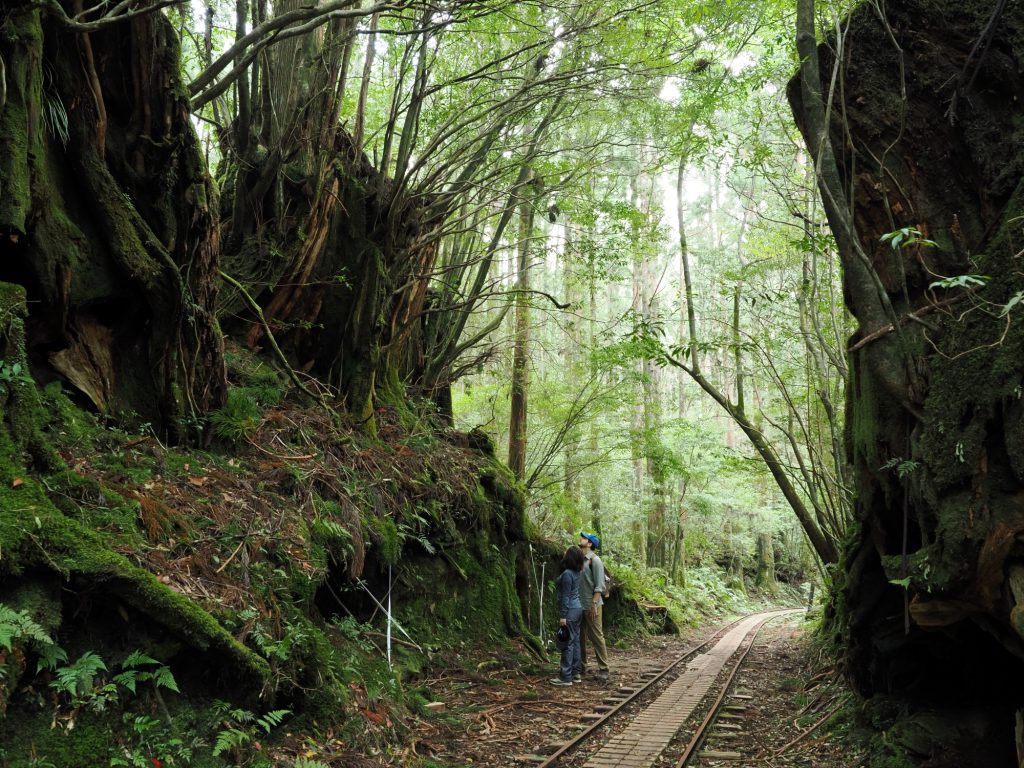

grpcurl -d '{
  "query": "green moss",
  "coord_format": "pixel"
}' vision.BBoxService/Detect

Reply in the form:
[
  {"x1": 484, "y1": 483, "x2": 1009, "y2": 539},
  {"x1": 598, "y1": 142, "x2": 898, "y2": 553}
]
[
  {"x1": 0, "y1": 283, "x2": 28, "y2": 317},
  {"x1": 0, "y1": 10, "x2": 43, "y2": 233},
  {"x1": 850, "y1": 361, "x2": 881, "y2": 471},
  {"x1": 79, "y1": 152, "x2": 165, "y2": 289},
  {"x1": 0, "y1": 479, "x2": 269, "y2": 686},
  {"x1": 0, "y1": 286, "x2": 60, "y2": 472},
  {"x1": 367, "y1": 515, "x2": 401, "y2": 565},
  {"x1": 917, "y1": 181, "x2": 1024, "y2": 494},
  {"x1": 377, "y1": 365, "x2": 418, "y2": 431},
  {"x1": 391, "y1": 543, "x2": 541, "y2": 660},
  {"x1": 40, "y1": 383, "x2": 98, "y2": 447},
  {"x1": 0, "y1": 707, "x2": 119, "y2": 768},
  {"x1": 477, "y1": 456, "x2": 527, "y2": 540},
  {"x1": 32, "y1": 194, "x2": 95, "y2": 305},
  {"x1": 43, "y1": 470, "x2": 144, "y2": 543}
]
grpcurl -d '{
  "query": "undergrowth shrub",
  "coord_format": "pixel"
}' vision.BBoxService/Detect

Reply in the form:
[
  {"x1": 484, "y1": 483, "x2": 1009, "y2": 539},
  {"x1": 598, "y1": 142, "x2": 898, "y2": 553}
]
[{"x1": 209, "y1": 389, "x2": 261, "y2": 445}]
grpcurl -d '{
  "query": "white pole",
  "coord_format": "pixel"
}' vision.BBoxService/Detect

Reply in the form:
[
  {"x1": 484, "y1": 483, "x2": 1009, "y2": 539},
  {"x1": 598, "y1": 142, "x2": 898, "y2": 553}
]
[
  {"x1": 528, "y1": 544, "x2": 535, "y2": 634},
  {"x1": 356, "y1": 579, "x2": 421, "y2": 650},
  {"x1": 386, "y1": 565, "x2": 393, "y2": 669},
  {"x1": 539, "y1": 562, "x2": 546, "y2": 644}
]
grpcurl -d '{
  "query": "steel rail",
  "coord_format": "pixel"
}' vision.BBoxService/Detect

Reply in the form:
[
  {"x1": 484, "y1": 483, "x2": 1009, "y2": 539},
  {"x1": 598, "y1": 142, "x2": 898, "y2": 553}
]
[
  {"x1": 674, "y1": 609, "x2": 802, "y2": 767},
  {"x1": 534, "y1": 615, "x2": 749, "y2": 768}
]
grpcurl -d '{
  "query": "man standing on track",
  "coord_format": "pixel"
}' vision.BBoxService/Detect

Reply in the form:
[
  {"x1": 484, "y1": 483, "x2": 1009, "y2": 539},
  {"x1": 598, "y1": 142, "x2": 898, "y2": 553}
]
[{"x1": 578, "y1": 531, "x2": 610, "y2": 683}]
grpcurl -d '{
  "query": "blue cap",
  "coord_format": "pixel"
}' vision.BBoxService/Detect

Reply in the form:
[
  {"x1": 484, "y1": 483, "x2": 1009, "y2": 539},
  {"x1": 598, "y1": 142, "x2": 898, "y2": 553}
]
[{"x1": 580, "y1": 532, "x2": 600, "y2": 550}]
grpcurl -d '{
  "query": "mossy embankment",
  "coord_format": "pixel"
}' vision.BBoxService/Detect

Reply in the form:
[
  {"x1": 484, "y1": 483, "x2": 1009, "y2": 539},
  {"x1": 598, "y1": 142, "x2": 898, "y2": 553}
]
[{"x1": 0, "y1": 296, "x2": 552, "y2": 767}]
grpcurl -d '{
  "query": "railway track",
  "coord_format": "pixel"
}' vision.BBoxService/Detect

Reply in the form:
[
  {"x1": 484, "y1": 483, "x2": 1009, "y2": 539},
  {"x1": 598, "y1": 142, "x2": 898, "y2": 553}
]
[{"x1": 519, "y1": 609, "x2": 801, "y2": 768}]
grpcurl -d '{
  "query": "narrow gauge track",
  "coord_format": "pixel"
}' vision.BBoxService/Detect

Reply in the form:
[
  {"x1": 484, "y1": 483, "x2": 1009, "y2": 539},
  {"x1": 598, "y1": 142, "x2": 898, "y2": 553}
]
[{"x1": 531, "y1": 609, "x2": 800, "y2": 768}]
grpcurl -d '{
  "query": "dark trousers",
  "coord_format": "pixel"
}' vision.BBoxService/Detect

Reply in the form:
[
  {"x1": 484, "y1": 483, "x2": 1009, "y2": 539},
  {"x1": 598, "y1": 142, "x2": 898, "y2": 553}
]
[{"x1": 558, "y1": 607, "x2": 583, "y2": 681}]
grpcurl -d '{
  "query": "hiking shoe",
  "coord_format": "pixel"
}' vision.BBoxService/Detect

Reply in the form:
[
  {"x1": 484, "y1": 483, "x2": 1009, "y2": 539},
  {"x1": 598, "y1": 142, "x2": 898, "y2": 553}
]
[
  {"x1": 594, "y1": 670, "x2": 610, "y2": 682},
  {"x1": 550, "y1": 678, "x2": 572, "y2": 686},
  {"x1": 572, "y1": 674, "x2": 583, "y2": 683}
]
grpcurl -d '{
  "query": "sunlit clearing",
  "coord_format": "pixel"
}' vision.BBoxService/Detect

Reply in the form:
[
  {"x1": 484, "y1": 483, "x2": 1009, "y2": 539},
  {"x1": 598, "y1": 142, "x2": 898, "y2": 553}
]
[
  {"x1": 659, "y1": 78, "x2": 681, "y2": 104},
  {"x1": 727, "y1": 51, "x2": 755, "y2": 74}
]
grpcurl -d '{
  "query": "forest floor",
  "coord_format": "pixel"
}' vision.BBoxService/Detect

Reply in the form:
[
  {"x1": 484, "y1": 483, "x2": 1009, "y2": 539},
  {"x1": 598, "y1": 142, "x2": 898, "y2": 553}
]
[{"x1": 383, "y1": 613, "x2": 863, "y2": 767}]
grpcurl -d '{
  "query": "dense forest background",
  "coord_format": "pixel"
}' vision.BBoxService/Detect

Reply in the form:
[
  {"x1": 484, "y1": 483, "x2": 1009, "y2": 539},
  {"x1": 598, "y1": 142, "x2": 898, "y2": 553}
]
[{"x1": 0, "y1": 0, "x2": 1022, "y2": 765}]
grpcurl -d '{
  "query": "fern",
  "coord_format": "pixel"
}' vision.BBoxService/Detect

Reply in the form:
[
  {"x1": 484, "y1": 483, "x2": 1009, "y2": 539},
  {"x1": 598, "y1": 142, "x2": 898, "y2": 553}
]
[
  {"x1": 111, "y1": 649, "x2": 180, "y2": 694},
  {"x1": 36, "y1": 642, "x2": 68, "y2": 672},
  {"x1": 52, "y1": 651, "x2": 107, "y2": 697},
  {"x1": 315, "y1": 518, "x2": 354, "y2": 547},
  {"x1": 121, "y1": 650, "x2": 159, "y2": 669},
  {"x1": 212, "y1": 707, "x2": 290, "y2": 759},
  {"x1": 113, "y1": 669, "x2": 139, "y2": 693},
  {"x1": 209, "y1": 389, "x2": 261, "y2": 444},
  {"x1": 212, "y1": 727, "x2": 250, "y2": 757},
  {"x1": 0, "y1": 603, "x2": 54, "y2": 651},
  {"x1": 153, "y1": 665, "x2": 180, "y2": 693},
  {"x1": 313, "y1": 517, "x2": 355, "y2": 566},
  {"x1": 256, "y1": 709, "x2": 290, "y2": 733}
]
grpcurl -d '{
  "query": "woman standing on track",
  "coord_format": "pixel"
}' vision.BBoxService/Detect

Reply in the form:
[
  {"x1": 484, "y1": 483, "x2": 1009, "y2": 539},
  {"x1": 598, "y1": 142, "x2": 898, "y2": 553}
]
[{"x1": 551, "y1": 545, "x2": 586, "y2": 686}]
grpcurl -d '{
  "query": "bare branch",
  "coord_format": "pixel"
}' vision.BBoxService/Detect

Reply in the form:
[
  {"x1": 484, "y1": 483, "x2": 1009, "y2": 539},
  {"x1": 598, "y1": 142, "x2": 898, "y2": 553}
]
[{"x1": 31, "y1": 0, "x2": 178, "y2": 31}]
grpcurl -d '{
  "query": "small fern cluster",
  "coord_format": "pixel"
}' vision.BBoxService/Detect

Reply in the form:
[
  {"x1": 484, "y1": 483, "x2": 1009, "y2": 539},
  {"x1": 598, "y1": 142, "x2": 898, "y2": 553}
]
[
  {"x1": 49, "y1": 649, "x2": 179, "y2": 712},
  {"x1": 0, "y1": 604, "x2": 53, "y2": 653},
  {"x1": 0, "y1": 605, "x2": 306, "y2": 766},
  {"x1": 212, "y1": 704, "x2": 290, "y2": 758}
]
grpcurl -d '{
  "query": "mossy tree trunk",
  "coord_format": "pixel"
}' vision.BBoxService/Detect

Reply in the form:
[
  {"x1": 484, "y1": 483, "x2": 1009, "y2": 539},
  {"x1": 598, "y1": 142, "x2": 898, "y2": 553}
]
[
  {"x1": 754, "y1": 532, "x2": 776, "y2": 593},
  {"x1": 0, "y1": 1, "x2": 225, "y2": 439},
  {"x1": 791, "y1": 0, "x2": 1024, "y2": 739},
  {"x1": 0, "y1": 3, "x2": 275, "y2": 731}
]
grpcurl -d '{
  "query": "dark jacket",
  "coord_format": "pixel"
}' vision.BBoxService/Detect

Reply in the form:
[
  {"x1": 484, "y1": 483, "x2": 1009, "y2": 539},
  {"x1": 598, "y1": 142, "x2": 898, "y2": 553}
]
[{"x1": 556, "y1": 568, "x2": 582, "y2": 618}]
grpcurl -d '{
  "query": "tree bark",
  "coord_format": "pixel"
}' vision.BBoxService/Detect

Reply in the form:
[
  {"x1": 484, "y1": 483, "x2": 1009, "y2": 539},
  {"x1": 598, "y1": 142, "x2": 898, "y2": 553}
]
[
  {"x1": 508, "y1": 170, "x2": 535, "y2": 481},
  {"x1": 755, "y1": 532, "x2": 777, "y2": 593},
  {"x1": 791, "y1": 0, "x2": 1024, "y2": 755},
  {"x1": 0, "y1": 1, "x2": 225, "y2": 439}
]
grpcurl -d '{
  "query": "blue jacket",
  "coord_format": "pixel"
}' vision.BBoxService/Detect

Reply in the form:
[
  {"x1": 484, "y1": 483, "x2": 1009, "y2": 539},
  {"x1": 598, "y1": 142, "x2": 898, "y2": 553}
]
[{"x1": 556, "y1": 568, "x2": 582, "y2": 618}]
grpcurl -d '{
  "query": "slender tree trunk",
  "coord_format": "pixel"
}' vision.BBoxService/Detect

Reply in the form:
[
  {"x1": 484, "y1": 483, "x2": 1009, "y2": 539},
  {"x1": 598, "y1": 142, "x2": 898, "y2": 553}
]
[
  {"x1": 353, "y1": 11, "x2": 380, "y2": 152},
  {"x1": 587, "y1": 250, "x2": 604, "y2": 529},
  {"x1": 561, "y1": 222, "x2": 581, "y2": 497},
  {"x1": 507, "y1": 170, "x2": 534, "y2": 481},
  {"x1": 755, "y1": 532, "x2": 777, "y2": 593},
  {"x1": 676, "y1": 159, "x2": 689, "y2": 419}
]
